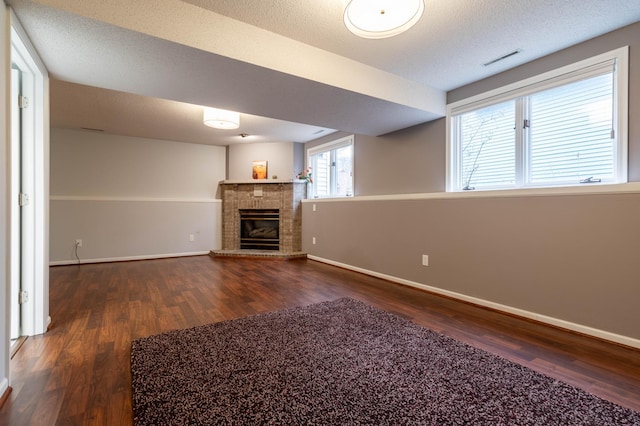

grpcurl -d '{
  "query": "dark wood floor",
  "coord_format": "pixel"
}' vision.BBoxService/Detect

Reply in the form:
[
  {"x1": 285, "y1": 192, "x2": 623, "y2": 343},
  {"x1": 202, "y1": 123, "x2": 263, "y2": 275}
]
[{"x1": 1, "y1": 255, "x2": 639, "y2": 425}]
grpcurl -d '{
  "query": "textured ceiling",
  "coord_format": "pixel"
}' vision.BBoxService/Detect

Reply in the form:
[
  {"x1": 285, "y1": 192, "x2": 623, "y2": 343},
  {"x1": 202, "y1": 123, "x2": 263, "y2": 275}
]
[
  {"x1": 8, "y1": 0, "x2": 640, "y2": 146},
  {"x1": 182, "y1": 0, "x2": 640, "y2": 90}
]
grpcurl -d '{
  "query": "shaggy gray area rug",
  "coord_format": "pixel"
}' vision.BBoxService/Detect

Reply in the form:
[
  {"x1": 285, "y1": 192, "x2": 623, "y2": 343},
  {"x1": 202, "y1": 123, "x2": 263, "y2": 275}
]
[{"x1": 131, "y1": 298, "x2": 640, "y2": 425}]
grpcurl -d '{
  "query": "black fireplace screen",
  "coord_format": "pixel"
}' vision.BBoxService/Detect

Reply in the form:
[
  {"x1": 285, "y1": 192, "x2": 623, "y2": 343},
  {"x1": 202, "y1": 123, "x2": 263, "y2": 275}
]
[{"x1": 239, "y1": 209, "x2": 279, "y2": 250}]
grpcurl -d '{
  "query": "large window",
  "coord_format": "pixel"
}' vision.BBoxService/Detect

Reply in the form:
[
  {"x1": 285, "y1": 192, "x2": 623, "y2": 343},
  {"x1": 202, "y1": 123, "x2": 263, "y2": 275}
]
[
  {"x1": 307, "y1": 135, "x2": 354, "y2": 198},
  {"x1": 447, "y1": 47, "x2": 628, "y2": 192}
]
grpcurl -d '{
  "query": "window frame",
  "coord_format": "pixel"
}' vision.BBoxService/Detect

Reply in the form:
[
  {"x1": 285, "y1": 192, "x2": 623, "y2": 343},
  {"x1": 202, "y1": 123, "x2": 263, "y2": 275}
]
[
  {"x1": 446, "y1": 46, "x2": 629, "y2": 193},
  {"x1": 306, "y1": 135, "x2": 355, "y2": 199}
]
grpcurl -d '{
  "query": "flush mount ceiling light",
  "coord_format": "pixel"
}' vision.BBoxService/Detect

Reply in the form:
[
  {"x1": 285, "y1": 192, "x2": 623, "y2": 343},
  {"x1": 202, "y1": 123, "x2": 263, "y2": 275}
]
[
  {"x1": 203, "y1": 107, "x2": 240, "y2": 129},
  {"x1": 344, "y1": 0, "x2": 424, "y2": 39}
]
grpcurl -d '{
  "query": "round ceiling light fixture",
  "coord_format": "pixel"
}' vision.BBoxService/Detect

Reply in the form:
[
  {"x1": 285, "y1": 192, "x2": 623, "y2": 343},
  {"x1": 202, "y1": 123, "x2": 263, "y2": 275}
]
[
  {"x1": 203, "y1": 107, "x2": 240, "y2": 130},
  {"x1": 344, "y1": 0, "x2": 424, "y2": 39}
]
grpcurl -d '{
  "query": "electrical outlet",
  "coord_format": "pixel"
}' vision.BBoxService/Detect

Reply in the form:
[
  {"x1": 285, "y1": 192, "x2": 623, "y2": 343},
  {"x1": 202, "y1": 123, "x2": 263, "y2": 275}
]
[
  {"x1": 189, "y1": 234, "x2": 195, "y2": 242},
  {"x1": 75, "y1": 239, "x2": 83, "y2": 247},
  {"x1": 312, "y1": 237, "x2": 316, "y2": 245},
  {"x1": 422, "y1": 254, "x2": 429, "y2": 266},
  {"x1": 312, "y1": 204, "x2": 316, "y2": 212}
]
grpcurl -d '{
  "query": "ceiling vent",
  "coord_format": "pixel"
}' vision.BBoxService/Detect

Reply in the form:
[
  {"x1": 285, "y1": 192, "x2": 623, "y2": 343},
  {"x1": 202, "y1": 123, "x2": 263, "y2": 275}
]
[{"x1": 483, "y1": 49, "x2": 522, "y2": 67}]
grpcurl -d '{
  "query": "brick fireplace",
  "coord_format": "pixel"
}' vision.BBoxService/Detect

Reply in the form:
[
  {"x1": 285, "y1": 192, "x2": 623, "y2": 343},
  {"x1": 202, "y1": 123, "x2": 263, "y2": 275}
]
[{"x1": 212, "y1": 181, "x2": 307, "y2": 258}]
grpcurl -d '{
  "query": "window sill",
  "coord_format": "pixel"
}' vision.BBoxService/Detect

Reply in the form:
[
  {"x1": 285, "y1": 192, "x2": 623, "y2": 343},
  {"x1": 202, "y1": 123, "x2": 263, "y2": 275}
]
[{"x1": 301, "y1": 182, "x2": 640, "y2": 203}]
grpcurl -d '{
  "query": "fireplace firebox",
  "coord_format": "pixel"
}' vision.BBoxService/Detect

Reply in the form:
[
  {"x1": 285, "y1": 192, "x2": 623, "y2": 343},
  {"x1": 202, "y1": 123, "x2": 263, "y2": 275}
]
[{"x1": 239, "y1": 209, "x2": 279, "y2": 251}]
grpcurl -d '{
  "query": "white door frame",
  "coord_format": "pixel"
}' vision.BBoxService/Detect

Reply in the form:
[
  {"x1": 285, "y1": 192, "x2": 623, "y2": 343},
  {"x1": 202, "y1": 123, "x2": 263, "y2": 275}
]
[
  {"x1": 10, "y1": 65, "x2": 21, "y2": 340},
  {"x1": 10, "y1": 12, "x2": 49, "y2": 338}
]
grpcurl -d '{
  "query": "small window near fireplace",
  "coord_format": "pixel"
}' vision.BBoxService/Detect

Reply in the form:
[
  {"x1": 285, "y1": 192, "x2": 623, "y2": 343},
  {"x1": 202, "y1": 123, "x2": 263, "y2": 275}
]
[{"x1": 239, "y1": 209, "x2": 279, "y2": 251}]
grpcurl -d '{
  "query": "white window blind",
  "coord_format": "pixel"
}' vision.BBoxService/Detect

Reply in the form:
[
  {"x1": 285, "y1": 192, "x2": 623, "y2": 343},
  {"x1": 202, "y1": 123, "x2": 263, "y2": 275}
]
[
  {"x1": 307, "y1": 135, "x2": 354, "y2": 198},
  {"x1": 447, "y1": 47, "x2": 628, "y2": 192},
  {"x1": 528, "y1": 73, "x2": 614, "y2": 185},
  {"x1": 334, "y1": 144, "x2": 353, "y2": 196},
  {"x1": 457, "y1": 100, "x2": 515, "y2": 190},
  {"x1": 312, "y1": 151, "x2": 331, "y2": 197}
]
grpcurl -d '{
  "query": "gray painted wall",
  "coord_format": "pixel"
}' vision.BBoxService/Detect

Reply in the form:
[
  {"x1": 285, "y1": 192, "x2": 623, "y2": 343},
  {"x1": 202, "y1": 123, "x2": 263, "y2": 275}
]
[
  {"x1": 303, "y1": 193, "x2": 640, "y2": 340},
  {"x1": 50, "y1": 128, "x2": 224, "y2": 199},
  {"x1": 49, "y1": 128, "x2": 226, "y2": 263},
  {"x1": 50, "y1": 199, "x2": 220, "y2": 263},
  {"x1": 228, "y1": 141, "x2": 300, "y2": 181},
  {"x1": 302, "y1": 22, "x2": 640, "y2": 343},
  {"x1": 305, "y1": 122, "x2": 446, "y2": 196}
]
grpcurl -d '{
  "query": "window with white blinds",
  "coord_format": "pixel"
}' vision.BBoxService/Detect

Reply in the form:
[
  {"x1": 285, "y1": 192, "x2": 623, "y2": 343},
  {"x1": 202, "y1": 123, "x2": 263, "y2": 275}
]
[
  {"x1": 447, "y1": 47, "x2": 628, "y2": 192},
  {"x1": 307, "y1": 135, "x2": 354, "y2": 198}
]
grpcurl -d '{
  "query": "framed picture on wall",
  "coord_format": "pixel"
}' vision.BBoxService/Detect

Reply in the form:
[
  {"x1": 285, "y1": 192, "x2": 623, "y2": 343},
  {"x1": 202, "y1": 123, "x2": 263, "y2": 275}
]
[{"x1": 252, "y1": 160, "x2": 267, "y2": 179}]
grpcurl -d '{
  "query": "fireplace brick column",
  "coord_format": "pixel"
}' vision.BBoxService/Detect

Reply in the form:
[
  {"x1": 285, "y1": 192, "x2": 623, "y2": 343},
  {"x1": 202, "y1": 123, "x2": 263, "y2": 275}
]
[{"x1": 220, "y1": 181, "x2": 306, "y2": 253}]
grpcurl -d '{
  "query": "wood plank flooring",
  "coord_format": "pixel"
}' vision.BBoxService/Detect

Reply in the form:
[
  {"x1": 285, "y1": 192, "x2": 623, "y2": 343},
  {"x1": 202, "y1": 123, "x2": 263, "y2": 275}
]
[{"x1": 1, "y1": 255, "x2": 639, "y2": 425}]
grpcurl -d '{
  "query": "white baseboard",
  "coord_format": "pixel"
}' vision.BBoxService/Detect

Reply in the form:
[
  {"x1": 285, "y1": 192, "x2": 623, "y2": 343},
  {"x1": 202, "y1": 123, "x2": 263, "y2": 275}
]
[
  {"x1": 49, "y1": 251, "x2": 211, "y2": 266},
  {"x1": 308, "y1": 255, "x2": 640, "y2": 350}
]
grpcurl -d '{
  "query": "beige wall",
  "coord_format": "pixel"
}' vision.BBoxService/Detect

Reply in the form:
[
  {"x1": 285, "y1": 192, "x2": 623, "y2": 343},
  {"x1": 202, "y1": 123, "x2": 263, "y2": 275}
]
[
  {"x1": 49, "y1": 128, "x2": 225, "y2": 263},
  {"x1": 302, "y1": 22, "x2": 640, "y2": 345}
]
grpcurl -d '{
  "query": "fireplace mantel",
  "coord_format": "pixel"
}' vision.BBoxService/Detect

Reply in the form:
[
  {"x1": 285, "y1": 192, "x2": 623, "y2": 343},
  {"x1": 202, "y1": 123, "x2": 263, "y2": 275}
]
[
  {"x1": 220, "y1": 179, "x2": 309, "y2": 185},
  {"x1": 213, "y1": 181, "x2": 307, "y2": 258}
]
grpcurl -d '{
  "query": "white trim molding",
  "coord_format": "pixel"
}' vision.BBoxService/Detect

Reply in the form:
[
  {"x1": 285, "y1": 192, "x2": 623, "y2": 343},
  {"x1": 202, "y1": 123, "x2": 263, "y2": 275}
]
[
  {"x1": 301, "y1": 181, "x2": 640, "y2": 203},
  {"x1": 50, "y1": 196, "x2": 221, "y2": 203},
  {"x1": 11, "y1": 10, "x2": 50, "y2": 337},
  {"x1": 308, "y1": 255, "x2": 640, "y2": 350}
]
